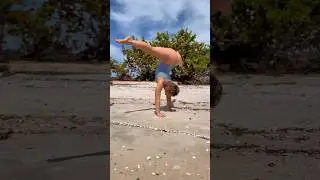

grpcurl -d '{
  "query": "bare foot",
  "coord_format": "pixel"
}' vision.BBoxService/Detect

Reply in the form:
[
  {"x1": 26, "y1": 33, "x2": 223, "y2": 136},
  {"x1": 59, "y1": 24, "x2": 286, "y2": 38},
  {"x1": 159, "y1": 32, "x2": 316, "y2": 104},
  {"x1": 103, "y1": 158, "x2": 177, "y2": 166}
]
[{"x1": 115, "y1": 36, "x2": 133, "y2": 44}]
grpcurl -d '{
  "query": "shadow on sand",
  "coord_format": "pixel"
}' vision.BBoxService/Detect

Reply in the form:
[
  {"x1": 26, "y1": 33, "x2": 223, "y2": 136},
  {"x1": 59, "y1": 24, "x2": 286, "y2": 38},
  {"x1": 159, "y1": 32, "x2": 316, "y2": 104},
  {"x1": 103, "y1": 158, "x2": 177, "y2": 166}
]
[{"x1": 46, "y1": 150, "x2": 110, "y2": 163}]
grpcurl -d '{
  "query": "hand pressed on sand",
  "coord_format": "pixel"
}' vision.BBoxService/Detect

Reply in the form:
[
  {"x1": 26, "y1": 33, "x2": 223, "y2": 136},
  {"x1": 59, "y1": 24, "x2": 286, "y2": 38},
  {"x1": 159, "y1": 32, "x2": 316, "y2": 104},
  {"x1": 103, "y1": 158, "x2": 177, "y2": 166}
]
[{"x1": 155, "y1": 111, "x2": 165, "y2": 118}]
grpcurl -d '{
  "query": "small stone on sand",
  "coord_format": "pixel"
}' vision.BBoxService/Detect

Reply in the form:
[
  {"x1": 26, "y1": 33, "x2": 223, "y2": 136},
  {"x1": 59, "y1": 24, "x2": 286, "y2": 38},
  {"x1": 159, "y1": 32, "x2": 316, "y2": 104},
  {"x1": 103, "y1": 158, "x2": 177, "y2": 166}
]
[{"x1": 173, "y1": 165, "x2": 181, "y2": 170}]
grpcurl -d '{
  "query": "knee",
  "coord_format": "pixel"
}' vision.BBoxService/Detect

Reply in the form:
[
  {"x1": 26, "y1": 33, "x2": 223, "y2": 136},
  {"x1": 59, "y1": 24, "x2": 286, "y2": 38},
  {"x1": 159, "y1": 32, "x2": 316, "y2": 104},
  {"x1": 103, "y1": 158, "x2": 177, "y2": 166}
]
[{"x1": 147, "y1": 45, "x2": 154, "y2": 52}]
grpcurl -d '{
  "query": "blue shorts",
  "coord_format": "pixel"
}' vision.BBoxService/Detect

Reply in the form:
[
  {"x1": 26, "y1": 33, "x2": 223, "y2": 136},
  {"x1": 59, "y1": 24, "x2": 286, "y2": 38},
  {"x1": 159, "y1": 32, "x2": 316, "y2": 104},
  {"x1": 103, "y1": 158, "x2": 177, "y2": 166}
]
[
  {"x1": 155, "y1": 71, "x2": 171, "y2": 80},
  {"x1": 155, "y1": 61, "x2": 172, "y2": 81}
]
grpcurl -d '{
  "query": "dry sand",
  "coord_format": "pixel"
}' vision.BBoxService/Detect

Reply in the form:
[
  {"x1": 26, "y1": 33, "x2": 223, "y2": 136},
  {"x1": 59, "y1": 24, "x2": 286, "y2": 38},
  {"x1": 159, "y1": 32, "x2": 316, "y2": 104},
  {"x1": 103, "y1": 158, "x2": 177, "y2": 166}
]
[{"x1": 110, "y1": 81, "x2": 210, "y2": 180}]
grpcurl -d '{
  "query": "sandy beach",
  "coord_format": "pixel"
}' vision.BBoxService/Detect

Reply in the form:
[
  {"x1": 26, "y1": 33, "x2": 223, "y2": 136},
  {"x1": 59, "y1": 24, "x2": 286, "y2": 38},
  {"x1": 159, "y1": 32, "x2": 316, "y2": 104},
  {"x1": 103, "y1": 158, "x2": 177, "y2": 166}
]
[
  {"x1": 1, "y1": 62, "x2": 320, "y2": 180},
  {"x1": 0, "y1": 62, "x2": 109, "y2": 180},
  {"x1": 110, "y1": 81, "x2": 210, "y2": 180},
  {"x1": 213, "y1": 75, "x2": 320, "y2": 180}
]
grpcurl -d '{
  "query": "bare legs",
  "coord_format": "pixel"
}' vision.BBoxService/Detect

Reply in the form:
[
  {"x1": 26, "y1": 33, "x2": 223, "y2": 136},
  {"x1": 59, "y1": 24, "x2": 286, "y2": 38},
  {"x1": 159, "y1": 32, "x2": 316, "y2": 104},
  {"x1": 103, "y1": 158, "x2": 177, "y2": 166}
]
[
  {"x1": 116, "y1": 36, "x2": 152, "y2": 52},
  {"x1": 116, "y1": 36, "x2": 179, "y2": 64},
  {"x1": 116, "y1": 36, "x2": 181, "y2": 118}
]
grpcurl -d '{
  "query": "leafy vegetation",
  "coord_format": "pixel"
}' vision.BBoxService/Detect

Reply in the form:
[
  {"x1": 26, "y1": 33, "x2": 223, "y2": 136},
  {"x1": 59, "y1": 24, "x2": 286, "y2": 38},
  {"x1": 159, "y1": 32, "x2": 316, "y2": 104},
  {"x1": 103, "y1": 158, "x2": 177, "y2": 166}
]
[
  {"x1": 2, "y1": 0, "x2": 319, "y2": 84},
  {"x1": 213, "y1": 0, "x2": 320, "y2": 74},
  {"x1": 112, "y1": 29, "x2": 210, "y2": 84},
  {"x1": 0, "y1": 0, "x2": 107, "y2": 62}
]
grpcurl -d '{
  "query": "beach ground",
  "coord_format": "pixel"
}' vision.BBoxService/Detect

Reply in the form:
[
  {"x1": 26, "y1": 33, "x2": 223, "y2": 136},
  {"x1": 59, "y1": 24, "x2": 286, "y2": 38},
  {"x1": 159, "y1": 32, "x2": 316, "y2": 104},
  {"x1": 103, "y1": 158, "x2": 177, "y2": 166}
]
[
  {"x1": 213, "y1": 75, "x2": 320, "y2": 180},
  {"x1": 1, "y1": 62, "x2": 320, "y2": 180},
  {"x1": 0, "y1": 62, "x2": 108, "y2": 180},
  {"x1": 110, "y1": 81, "x2": 210, "y2": 180}
]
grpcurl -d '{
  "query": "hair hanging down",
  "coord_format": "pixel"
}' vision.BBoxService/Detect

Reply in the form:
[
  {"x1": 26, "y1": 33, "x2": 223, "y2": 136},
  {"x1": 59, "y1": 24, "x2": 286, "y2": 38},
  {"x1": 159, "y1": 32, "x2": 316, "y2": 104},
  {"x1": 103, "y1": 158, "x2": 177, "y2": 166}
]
[{"x1": 166, "y1": 81, "x2": 180, "y2": 96}]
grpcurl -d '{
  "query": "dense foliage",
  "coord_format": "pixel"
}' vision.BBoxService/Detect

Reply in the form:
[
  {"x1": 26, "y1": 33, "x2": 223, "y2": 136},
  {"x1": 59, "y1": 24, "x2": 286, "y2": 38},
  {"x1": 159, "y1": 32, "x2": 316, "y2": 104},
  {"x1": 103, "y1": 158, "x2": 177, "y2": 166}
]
[
  {"x1": 0, "y1": 0, "x2": 108, "y2": 62},
  {"x1": 213, "y1": 0, "x2": 320, "y2": 74},
  {"x1": 112, "y1": 29, "x2": 210, "y2": 84}
]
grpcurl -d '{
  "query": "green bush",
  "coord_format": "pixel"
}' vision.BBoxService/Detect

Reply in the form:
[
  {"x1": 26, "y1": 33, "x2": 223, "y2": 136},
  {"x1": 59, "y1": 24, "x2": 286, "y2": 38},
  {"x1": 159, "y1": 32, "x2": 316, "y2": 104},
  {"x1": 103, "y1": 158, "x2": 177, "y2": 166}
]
[
  {"x1": 120, "y1": 28, "x2": 210, "y2": 83},
  {"x1": 213, "y1": 0, "x2": 320, "y2": 73}
]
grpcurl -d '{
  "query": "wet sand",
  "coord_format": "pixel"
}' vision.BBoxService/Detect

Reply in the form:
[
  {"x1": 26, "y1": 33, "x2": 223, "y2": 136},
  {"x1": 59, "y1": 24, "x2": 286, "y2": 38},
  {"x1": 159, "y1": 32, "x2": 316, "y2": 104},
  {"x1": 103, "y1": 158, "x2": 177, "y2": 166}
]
[
  {"x1": 213, "y1": 75, "x2": 320, "y2": 180},
  {"x1": 0, "y1": 62, "x2": 108, "y2": 180}
]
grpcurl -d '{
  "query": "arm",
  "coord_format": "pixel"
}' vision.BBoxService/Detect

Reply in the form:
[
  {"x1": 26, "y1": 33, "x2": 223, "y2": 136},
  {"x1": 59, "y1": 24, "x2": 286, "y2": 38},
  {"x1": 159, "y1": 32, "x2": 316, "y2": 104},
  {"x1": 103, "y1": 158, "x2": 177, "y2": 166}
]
[
  {"x1": 155, "y1": 80, "x2": 164, "y2": 117},
  {"x1": 166, "y1": 94, "x2": 172, "y2": 108},
  {"x1": 165, "y1": 90, "x2": 173, "y2": 110}
]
